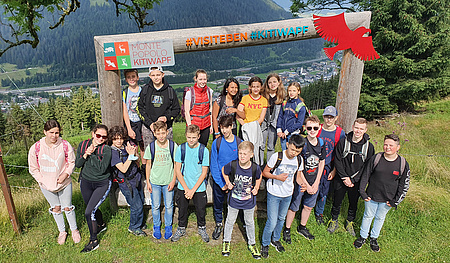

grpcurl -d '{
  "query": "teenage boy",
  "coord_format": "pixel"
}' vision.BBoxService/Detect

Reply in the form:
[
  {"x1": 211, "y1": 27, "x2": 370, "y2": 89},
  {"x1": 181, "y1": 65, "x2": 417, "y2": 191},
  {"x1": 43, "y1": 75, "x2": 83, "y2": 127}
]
[
  {"x1": 260, "y1": 134, "x2": 305, "y2": 259},
  {"x1": 314, "y1": 106, "x2": 345, "y2": 225},
  {"x1": 221, "y1": 141, "x2": 262, "y2": 259},
  {"x1": 144, "y1": 121, "x2": 177, "y2": 240},
  {"x1": 136, "y1": 66, "x2": 180, "y2": 169},
  {"x1": 284, "y1": 115, "x2": 326, "y2": 242},
  {"x1": 171, "y1": 124, "x2": 210, "y2": 243},
  {"x1": 327, "y1": 118, "x2": 375, "y2": 236},
  {"x1": 354, "y1": 134, "x2": 410, "y2": 252},
  {"x1": 210, "y1": 115, "x2": 242, "y2": 240},
  {"x1": 122, "y1": 69, "x2": 145, "y2": 163}
]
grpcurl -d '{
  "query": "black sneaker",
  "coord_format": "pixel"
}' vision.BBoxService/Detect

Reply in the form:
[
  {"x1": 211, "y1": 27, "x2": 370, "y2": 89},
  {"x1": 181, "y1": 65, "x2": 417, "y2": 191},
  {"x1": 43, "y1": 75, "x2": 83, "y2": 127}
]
[
  {"x1": 212, "y1": 222, "x2": 223, "y2": 240},
  {"x1": 97, "y1": 223, "x2": 107, "y2": 234},
  {"x1": 282, "y1": 228, "x2": 292, "y2": 244},
  {"x1": 370, "y1": 237, "x2": 380, "y2": 252},
  {"x1": 315, "y1": 214, "x2": 325, "y2": 225},
  {"x1": 297, "y1": 225, "x2": 315, "y2": 240},
  {"x1": 80, "y1": 239, "x2": 99, "y2": 253},
  {"x1": 270, "y1": 240, "x2": 285, "y2": 252},
  {"x1": 260, "y1": 245, "x2": 269, "y2": 258},
  {"x1": 353, "y1": 236, "x2": 366, "y2": 249}
]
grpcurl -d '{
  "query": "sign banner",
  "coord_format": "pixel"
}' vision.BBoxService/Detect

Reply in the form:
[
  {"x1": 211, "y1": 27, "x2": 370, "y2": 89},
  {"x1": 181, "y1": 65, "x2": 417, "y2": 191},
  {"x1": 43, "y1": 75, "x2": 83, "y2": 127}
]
[{"x1": 103, "y1": 39, "x2": 175, "y2": 71}]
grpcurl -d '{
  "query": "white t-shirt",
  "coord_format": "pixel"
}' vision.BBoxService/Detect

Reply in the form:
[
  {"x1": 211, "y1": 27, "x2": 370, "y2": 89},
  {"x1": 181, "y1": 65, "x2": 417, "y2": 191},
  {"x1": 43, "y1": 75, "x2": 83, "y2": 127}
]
[{"x1": 266, "y1": 151, "x2": 304, "y2": 198}]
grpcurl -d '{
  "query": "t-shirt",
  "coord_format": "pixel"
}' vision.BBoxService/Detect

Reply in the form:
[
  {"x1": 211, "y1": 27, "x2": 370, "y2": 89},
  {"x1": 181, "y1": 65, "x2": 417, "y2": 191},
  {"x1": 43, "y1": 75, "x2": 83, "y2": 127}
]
[
  {"x1": 266, "y1": 151, "x2": 304, "y2": 198},
  {"x1": 223, "y1": 162, "x2": 261, "y2": 210},
  {"x1": 366, "y1": 156, "x2": 403, "y2": 203},
  {"x1": 174, "y1": 143, "x2": 209, "y2": 192},
  {"x1": 215, "y1": 95, "x2": 237, "y2": 129},
  {"x1": 123, "y1": 87, "x2": 142, "y2": 123},
  {"x1": 110, "y1": 146, "x2": 141, "y2": 190},
  {"x1": 302, "y1": 138, "x2": 326, "y2": 185},
  {"x1": 319, "y1": 127, "x2": 345, "y2": 166},
  {"x1": 239, "y1": 94, "x2": 268, "y2": 123},
  {"x1": 143, "y1": 141, "x2": 178, "y2": 185}
]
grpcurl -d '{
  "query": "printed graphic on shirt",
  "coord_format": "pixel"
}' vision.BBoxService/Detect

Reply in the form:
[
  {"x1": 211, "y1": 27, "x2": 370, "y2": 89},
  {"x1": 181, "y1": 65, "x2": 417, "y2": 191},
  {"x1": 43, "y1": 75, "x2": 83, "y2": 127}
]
[
  {"x1": 305, "y1": 154, "x2": 320, "y2": 175},
  {"x1": 152, "y1": 95, "x2": 164, "y2": 107},
  {"x1": 231, "y1": 174, "x2": 253, "y2": 201},
  {"x1": 273, "y1": 163, "x2": 299, "y2": 181},
  {"x1": 127, "y1": 94, "x2": 140, "y2": 122}
]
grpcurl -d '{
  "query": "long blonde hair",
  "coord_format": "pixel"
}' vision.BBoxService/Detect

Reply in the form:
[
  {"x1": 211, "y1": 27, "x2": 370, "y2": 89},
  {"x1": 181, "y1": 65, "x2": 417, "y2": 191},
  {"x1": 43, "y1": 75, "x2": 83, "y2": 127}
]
[{"x1": 262, "y1": 73, "x2": 285, "y2": 105}]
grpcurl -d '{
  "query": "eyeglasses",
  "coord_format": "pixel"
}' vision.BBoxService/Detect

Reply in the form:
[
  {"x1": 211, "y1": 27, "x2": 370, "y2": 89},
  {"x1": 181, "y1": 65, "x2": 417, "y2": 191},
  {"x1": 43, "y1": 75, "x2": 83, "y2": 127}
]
[
  {"x1": 95, "y1": 134, "x2": 108, "y2": 140},
  {"x1": 306, "y1": 126, "x2": 320, "y2": 131}
]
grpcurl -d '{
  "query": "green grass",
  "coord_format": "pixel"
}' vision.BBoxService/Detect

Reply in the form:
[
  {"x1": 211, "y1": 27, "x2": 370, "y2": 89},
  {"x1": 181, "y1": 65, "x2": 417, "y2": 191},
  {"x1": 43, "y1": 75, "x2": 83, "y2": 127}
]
[
  {"x1": 0, "y1": 63, "x2": 49, "y2": 89},
  {"x1": 1, "y1": 99, "x2": 450, "y2": 262}
]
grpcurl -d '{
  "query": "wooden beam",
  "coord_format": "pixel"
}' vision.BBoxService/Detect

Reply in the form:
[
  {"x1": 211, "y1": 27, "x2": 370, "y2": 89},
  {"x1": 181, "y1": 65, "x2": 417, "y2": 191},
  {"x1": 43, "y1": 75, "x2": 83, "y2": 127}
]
[{"x1": 0, "y1": 145, "x2": 20, "y2": 234}]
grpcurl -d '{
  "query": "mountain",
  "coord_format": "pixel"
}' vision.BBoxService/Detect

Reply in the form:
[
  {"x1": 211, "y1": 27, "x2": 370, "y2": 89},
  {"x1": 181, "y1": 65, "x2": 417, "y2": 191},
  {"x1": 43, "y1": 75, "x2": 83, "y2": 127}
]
[{"x1": 0, "y1": 0, "x2": 324, "y2": 86}]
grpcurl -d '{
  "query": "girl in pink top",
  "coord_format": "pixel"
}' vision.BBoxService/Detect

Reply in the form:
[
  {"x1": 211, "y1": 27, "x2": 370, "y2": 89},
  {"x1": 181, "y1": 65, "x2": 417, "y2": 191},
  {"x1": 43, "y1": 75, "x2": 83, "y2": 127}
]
[{"x1": 28, "y1": 119, "x2": 80, "y2": 245}]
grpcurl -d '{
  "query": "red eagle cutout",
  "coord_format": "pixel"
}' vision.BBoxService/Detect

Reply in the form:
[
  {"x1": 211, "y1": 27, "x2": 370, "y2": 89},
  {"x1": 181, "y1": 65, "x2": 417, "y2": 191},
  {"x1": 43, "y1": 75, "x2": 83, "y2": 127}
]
[{"x1": 313, "y1": 13, "x2": 380, "y2": 61}]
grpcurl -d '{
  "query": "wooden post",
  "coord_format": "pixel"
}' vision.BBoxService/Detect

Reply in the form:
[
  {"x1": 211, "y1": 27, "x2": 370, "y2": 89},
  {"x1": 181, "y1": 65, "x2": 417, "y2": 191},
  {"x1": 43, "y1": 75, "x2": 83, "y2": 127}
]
[{"x1": 0, "y1": 145, "x2": 21, "y2": 234}]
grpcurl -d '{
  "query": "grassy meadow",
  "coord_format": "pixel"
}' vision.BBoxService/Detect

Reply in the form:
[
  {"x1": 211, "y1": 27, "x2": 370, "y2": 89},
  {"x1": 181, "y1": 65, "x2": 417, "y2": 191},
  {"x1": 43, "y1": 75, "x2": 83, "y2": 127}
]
[{"x1": 1, "y1": 99, "x2": 449, "y2": 262}]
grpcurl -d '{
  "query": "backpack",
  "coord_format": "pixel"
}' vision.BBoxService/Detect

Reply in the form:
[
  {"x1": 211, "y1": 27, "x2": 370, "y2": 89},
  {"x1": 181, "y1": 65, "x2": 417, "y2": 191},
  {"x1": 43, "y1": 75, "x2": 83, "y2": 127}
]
[
  {"x1": 269, "y1": 151, "x2": 303, "y2": 185},
  {"x1": 228, "y1": 160, "x2": 258, "y2": 187},
  {"x1": 215, "y1": 136, "x2": 242, "y2": 153},
  {"x1": 373, "y1": 152, "x2": 407, "y2": 176},
  {"x1": 181, "y1": 86, "x2": 212, "y2": 121},
  {"x1": 342, "y1": 137, "x2": 370, "y2": 163},
  {"x1": 317, "y1": 124, "x2": 343, "y2": 145},
  {"x1": 35, "y1": 139, "x2": 69, "y2": 168},
  {"x1": 111, "y1": 145, "x2": 139, "y2": 197},
  {"x1": 179, "y1": 142, "x2": 207, "y2": 178},
  {"x1": 149, "y1": 140, "x2": 175, "y2": 167}
]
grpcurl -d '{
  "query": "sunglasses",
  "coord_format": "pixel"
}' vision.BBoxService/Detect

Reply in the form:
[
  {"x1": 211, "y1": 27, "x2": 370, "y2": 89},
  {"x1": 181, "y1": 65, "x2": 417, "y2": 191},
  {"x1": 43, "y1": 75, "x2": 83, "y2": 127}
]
[
  {"x1": 306, "y1": 126, "x2": 320, "y2": 131},
  {"x1": 95, "y1": 134, "x2": 108, "y2": 140}
]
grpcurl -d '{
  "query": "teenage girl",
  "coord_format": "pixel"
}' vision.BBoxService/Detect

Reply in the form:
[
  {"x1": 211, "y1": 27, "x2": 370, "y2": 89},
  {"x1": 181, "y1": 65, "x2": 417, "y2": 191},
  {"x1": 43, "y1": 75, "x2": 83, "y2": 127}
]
[
  {"x1": 28, "y1": 119, "x2": 80, "y2": 245},
  {"x1": 184, "y1": 69, "x2": 214, "y2": 146},
  {"x1": 75, "y1": 124, "x2": 112, "y2": 253},
  {"x1": 236, "y1": 76, "x2": 268, "y2": 126},
  {"x1": 260, "y1": 73, "x2": 286, "y2": 165},
  {"x1": 276, "y1": 82, "x2": 308, "y2": 150},
  {"x1": 212, "y1": 77, "x2": 244, "y2": 139}
]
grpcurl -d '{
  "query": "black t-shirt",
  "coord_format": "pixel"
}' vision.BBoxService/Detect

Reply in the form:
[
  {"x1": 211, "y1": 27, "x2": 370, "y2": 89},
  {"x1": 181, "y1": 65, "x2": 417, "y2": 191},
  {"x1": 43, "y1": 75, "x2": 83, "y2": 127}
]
[
  {"x1": 366, "y1": 156, "x2": 402, "y2": 202},
  {"x1": 302, "y1": 138, "x2": 326, "y2": 185}
]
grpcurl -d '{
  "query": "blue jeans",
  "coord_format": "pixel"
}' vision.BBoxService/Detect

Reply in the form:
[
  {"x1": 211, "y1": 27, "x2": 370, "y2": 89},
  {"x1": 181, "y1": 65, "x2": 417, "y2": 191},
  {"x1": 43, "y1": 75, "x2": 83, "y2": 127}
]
[
  {"x1": 150, "y1": 183, "x2": 174, "y2": 228},
  {"x1": 120, "y1": 184, "x2": 145, "y2": 231},
  {"x1": 360, "y1": 200, "x2": 392, "y2": 239},
  {"x1": 280, "y1": 134, "x2": 292, "y2": 151},
  {"x1": 315, "y1": 195, "x2": 327, "y2": 216},
  {"x1": 261, "y1": 192, "x2": 292, "y2": 246}
]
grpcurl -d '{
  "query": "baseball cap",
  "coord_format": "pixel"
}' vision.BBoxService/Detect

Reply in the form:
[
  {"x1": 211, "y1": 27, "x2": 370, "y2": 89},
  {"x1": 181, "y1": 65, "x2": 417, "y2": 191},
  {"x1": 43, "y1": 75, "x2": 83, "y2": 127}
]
[
  {"x1": 323, "y1": 106, "x2": 338, "y2": 117},
  {"x1": 149, "y1": 66, "x2": 163, "y2": 74}
]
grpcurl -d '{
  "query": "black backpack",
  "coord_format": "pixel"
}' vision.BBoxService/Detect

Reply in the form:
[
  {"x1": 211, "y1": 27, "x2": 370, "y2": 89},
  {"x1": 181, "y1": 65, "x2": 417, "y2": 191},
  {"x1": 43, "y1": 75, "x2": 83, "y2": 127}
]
[{"x1": 228, "y1": 160, "x2": 259, "y2": 187}]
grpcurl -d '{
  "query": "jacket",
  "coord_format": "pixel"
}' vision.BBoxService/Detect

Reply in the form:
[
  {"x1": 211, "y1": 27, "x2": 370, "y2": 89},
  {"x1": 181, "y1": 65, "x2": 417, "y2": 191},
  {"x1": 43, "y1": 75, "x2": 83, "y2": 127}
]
[
  {"x1": 276, "y1": 98, "x2": 306, "y2": 134},
  {"x1": 75, "y1": 139, "x2": 112, "y2": 182}
]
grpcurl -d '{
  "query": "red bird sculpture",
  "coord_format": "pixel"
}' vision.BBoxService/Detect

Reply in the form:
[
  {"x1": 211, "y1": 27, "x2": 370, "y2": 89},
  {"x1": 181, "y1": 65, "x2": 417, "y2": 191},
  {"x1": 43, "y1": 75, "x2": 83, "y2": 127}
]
[{"x1": 313, "y1": 13, "x2": 380, "y2": 61}]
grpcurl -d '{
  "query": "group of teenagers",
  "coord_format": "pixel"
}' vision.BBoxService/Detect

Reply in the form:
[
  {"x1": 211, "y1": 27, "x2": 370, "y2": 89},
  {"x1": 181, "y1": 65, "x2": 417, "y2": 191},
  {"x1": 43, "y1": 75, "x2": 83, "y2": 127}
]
[{"x1": 27, "y1": 66, "x2": 411, "y2": 258}]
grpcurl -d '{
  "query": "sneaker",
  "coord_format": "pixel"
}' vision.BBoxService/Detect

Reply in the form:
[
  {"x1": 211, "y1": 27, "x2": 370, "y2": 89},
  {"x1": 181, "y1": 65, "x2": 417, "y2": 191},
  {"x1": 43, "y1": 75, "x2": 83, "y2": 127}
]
[
  {"x1": 270, "y1": 240, "x2": 285, "y2": 252},
  {"x1": 97, "y1": 223, "x2": 107, "y2": 234},
  {"x1": 57, "y1": 231, "x2": 67, "y2": 245},
  {"x1": 80, "y1": 239, "x2": 99, "y2": 253},
  {"x1": 171, "y1": 227, "x2": 186, "y2": 242},
  {"x1": 128, "y1": 228, "x2": 147, "y2": 237},
  {"x1": 248, "y1": 244, "x2": 261, "y2": 259},
  {"x1": 315, "y1": 214, "x2": 325, "y2": 225},
  {"x1": 164, "y1": 226, "x2": 173, "y2": 240},
  {"x1": 140, "y1": 224, "x2": 148, "y2": 231},
  {"x1": 297, "y1": 225, "x2": 315, "y2": 240},
  {"x1": 198, "y1": 226, "x2": 210, "y2": 242},
  {"x1": 153, "y1": 226, "x2": 162, "y2": 239},
  {"x1": 260, "y1": 245, "x2": 269, "y2": 259},
  {"x1": 370, "y1": 237, "x2": 380, "y2": 252},
  {"x1": 212, "y1": 222, "x2": 223, "y2": 240},
  {"x1": 353, "y1": 236, "x2": 366, "y2": 249},
  {"x1": 327, "y1": 220, "x2": 338, "y2": 233},
  {"x1": 282, "y1": 228, "x2": 291, "y2": 244},
  {"x1": 345, "y1": 220, "x2": 356, "y2": 236},
  {"x1": 72, "y1": 229, "x2": 81, "y2": 243},
  {"x1": 222, "y1": 241, "x2": 230, "y2": 256}
]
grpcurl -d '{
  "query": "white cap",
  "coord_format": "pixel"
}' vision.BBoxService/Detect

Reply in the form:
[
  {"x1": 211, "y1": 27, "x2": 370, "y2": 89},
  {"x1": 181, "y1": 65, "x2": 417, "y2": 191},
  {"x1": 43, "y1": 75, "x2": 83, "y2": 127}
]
[{"x1": 149, "y1": 66, "x2": 163, "y2": 74}]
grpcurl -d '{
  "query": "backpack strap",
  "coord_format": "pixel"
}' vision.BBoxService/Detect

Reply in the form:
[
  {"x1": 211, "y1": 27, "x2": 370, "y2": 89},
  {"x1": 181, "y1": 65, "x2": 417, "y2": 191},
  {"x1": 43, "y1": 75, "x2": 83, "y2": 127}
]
[
  {"x1": 342, "y1": 137, "x2": 351, "y2": 159},
  {"x1": 373, "y1": 153, "x2": 406, "y2": 176},
  {"x1": 229, "y1": 159, "x2": 237, "y2": 184},
  {"x1": 294, "y1": 101, "x2": 305, "y2": 119},
  {"x1": 215, "y1": 136, "x2": 223, "y2": 153},
  {"x1": 169, "y1": 140, "x2": 175, "y2": 164},
  {"x1": 251, "y1": 162, "x2": 258, "y2": 187},
  {"x1": 122, "y1": 87, "x2": 128, "y2": 103},
  {"x1": 317, "y1": 124, "x2": 323, "y2": 137},
  {"x1": 35, "y1": 140, "x2": 41, "y2": 168},
  {"x1": 62, "y1": 140, "x2": 69, "y2": 165},
  {"x1": 180, "y1": 142, "x2": 186, "y2": 175},
  {"x1": 361, "y1": 140, "x2": 369, "y2": 162},
  {"x1": 270, "y1": 152, "x2": 283, "y2": 185},
  {"x1": 198, "y1": 143, "x2": 205, "y2": 165},
  {"x1": 373, "y1": 152, "x2": 383, "y2": 168},
  {"x1": 150, "y1": 141, "x2": 156, "y2": 167},
  {"x1": 335, "y1": 125, "x2": 343, "y2": 144}
]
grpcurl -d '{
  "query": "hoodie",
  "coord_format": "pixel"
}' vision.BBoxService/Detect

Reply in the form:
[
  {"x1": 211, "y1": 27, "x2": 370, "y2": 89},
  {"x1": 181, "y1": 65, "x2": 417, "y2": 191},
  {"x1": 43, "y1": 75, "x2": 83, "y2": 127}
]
[{"x1": 136, "y1": 78, "x2": 180, "y2": 129}]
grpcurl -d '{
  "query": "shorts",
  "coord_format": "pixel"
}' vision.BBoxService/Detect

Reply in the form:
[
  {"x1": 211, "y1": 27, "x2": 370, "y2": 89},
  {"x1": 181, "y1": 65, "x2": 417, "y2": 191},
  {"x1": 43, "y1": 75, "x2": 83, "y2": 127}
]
[
  {"x1": 289, "y1": 182, "x2": 319, "y2": 211},
  {"x1": 142, "y1": 124, "x2": 173, "y2": 150},
  {"x1": 128, "y1": 121, "x2": 144, "y2": 150}
]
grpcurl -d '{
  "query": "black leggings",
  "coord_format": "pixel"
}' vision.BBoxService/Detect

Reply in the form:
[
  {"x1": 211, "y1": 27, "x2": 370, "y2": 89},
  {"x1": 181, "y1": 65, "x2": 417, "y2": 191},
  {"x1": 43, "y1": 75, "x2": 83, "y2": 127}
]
[
  {"x1": 80, "y1": 177, "x2": 111, "y2": 241},
  {"x1": 330, "y1": 178, "x2": 360, "y2": 222},
  {"x1": 199, "y1": 126, "x2": 211, "y2": 147}
]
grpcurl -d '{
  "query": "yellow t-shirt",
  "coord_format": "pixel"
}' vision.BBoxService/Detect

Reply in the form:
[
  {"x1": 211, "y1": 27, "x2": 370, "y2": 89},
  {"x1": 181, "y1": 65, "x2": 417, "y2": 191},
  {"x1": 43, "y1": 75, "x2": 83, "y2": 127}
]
[{"x1": 239, "y1": 94, "x2": 268, "y2": 123}]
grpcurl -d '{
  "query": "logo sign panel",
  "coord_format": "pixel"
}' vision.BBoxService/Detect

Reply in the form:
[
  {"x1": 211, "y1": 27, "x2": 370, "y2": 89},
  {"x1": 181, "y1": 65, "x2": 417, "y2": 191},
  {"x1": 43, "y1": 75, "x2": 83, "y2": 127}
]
[{"x1": 103, "y1": 39, "x2": 175, "y2": 71}]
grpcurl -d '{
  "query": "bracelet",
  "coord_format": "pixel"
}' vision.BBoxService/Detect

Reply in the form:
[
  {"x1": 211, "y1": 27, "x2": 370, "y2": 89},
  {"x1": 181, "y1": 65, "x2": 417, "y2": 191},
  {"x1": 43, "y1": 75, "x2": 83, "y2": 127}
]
[{"x1": 214, "y1": 132, "x2": 220, "y2": 135}]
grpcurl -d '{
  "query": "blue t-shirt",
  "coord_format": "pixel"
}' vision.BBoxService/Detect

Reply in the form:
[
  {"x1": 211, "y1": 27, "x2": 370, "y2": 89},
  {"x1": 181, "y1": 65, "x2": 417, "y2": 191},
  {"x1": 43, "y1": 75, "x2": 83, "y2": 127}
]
[
  {"x1": 123, "y1": 87, "x2": 142, "y2": 123},
  {"x1": 110, "y1": 146, "x2": 141, "y2": 190},
  {"x1": 174, "y1": 143, "x2": 209, "y2": 192},
  {"x1": 210, "y1": 136, "x2": 239, "y2": 188},
  {"x1": 223, "y1": 162, "x2": 261, "y2": 210},
  {"x1": 302, "y1": 139, "x2": 326, "y2": 185},
  {"x1": 319, "y1": 127, "x2": 345, "y2": 166}
]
